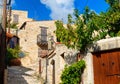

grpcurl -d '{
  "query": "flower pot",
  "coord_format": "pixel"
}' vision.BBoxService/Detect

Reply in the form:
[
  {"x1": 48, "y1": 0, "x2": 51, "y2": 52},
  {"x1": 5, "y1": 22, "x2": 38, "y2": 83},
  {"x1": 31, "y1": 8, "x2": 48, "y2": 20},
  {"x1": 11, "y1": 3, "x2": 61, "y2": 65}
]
[{"x1": 9, "y1": 58, "x2": 21, "y2": 66}]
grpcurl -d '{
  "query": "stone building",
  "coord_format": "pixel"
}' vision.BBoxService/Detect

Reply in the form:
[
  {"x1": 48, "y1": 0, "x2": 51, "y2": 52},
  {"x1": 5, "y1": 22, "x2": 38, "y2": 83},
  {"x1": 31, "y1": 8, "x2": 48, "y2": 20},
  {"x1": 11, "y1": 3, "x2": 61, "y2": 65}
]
[
  {"x1": 18, "y1": 20, "x2": 79, "y2": 84},
  {"x1": 11, "y1": 10, "x2": 33, "y2": 27},
  {"x1": 18, "y1": 20, "x2": 57, "y2": 65},
  {"x1": 37, "y1": 41, "x2": 78, "y2": 84},
  {"x1": 10, "y1": 10, "x2": 79, "y2": 84}
]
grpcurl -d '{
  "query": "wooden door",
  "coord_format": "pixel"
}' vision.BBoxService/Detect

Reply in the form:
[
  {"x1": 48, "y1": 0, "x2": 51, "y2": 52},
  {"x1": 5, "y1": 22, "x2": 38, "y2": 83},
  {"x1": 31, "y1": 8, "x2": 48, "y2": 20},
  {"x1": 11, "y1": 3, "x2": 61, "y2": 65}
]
[{"x1": 93, "y1": 49, "x2": 120, "y2": 84}]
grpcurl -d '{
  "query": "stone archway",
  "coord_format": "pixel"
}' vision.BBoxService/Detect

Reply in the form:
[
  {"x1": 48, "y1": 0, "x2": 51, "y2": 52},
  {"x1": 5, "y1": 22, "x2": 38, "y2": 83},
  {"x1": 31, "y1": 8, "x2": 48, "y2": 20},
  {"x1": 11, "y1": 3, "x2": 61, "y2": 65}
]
[{"x1": 51, "y1": 59, "x2": 55, "y2": 84}]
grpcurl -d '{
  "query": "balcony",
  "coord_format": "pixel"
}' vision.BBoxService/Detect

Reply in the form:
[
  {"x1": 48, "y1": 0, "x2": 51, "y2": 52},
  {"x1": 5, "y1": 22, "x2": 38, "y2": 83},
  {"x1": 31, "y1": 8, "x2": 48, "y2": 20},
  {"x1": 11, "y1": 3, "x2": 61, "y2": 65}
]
[{"x1": 37, "y1": 34, "x2": 48, "y2": 47}]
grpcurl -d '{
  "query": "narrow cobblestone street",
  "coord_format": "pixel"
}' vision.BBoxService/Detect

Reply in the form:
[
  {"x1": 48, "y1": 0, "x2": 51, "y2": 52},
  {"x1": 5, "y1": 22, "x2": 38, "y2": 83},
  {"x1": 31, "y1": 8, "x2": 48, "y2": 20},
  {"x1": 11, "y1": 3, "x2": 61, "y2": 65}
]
[{"x1": 7, "y1": 66, "x2": 41, "y2": 84}]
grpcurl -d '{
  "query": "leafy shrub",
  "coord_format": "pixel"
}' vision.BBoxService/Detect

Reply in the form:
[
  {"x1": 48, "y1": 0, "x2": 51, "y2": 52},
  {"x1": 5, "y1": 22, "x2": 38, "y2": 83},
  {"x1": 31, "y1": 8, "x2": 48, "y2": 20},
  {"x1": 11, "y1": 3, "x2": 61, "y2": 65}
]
[
  {"x1": 7, "y1": 23, "x2": 18, "y2": 29},
  {"x1": 117, "y1": 31, "x2": 120, "y2": 36},
  {"x1": 60, "y1": 60, "x2": 85, "y2": 84},
  {"x1": 6, "y1": 46, "x2": 20, "y2": 65}
]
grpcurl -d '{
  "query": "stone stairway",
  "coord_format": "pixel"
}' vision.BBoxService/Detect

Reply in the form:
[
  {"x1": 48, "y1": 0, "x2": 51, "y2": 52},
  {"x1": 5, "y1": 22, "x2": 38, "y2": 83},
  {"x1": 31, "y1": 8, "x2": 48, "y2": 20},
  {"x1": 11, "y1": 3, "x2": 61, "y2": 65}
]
[{"x1": 7, "y1": 66, "x2": 41, "y2": 84}]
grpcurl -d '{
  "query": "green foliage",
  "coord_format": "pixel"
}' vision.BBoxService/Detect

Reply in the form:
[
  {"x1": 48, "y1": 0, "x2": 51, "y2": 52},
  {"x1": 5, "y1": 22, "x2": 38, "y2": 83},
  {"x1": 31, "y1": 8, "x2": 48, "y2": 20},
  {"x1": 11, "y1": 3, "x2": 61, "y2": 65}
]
[
  {"x1": 55, "y1": 8, "x2": 97, "y2": 51},
  {"x1": 55, "y1": 1, "x2": 120, "y2": 51},
  {"x1": 10, "y1": 23, "x2": 18, "y2": 29},
  {"x1": 105, "y1": 0, "x2": 120, "y2": 36},
  {"x1": 75, "y1": 8, "x2": 97, "y2": 50},
  {"x1": 55, "y1": 20, "x2": 77, "y2": 48},
  {"x1": 6, "y1": 46, "x2": 20, "y2": 65},
  {"x1": 60, "y1": 60, "x2": 85, "y2": 84},
  {"x1": 106, "y1": 0, "x2": 120, "y2": 11},
  {"x1": 117, "y1": 31, "x2": 120, "y2": 36},
  {"x1": 7, "y1": 23, "x2": 18, "y2": 29}
]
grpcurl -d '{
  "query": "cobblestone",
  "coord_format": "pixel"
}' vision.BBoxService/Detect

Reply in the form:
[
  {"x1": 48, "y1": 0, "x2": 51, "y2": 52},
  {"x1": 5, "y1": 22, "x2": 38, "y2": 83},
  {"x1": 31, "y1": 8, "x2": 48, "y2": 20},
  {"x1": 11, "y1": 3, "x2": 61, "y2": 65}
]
[{"x1": 7, "y1": 66, "x2": 40, "y2": 84}]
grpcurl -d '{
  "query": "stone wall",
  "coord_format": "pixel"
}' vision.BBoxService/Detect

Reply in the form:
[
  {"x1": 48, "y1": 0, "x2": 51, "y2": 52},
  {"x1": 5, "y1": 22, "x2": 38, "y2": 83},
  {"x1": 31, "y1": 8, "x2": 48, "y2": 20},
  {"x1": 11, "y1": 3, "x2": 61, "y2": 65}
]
[
  {"x1": 82, "y1": 37, "x2": 120, "y2": 84},
  {"x1": 18, "y1": 21, "x2": 57, "y2": 66},
  {"x1": 11, "y1": 10, "x2": 33, "y2": 27},
  {"x1": 40, "y1": 44, "x2": 78, "y2": 84},
  {"x1": 88, "y1": 37, "x2": 120, "y2": 52},
  {"x1": 9, "y1": 10, "x2": 79, "y2": 84}
]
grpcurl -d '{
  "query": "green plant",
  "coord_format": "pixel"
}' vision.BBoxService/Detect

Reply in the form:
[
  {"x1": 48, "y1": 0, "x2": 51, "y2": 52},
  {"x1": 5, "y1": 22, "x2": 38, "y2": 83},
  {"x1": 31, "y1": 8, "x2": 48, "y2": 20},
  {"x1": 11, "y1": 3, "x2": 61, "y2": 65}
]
[
  {"x1": 55, "y1": 0, "x2": 120, "y2": 51},
  {"x1": 60, "y1": 60, "x2": 85, "y2": 84},
  {"x1": 117, "y1": 31, "x2": 120, "y2": 36},
  {"x1": 55, "y1": 8, "x2": 97, "y2": 51},
  {"x1": 7, "y1": 22, "x2": 18, "y2": 29},
  {"x1": 6, "y1": 46, "x2": 21, "y2": 65}
]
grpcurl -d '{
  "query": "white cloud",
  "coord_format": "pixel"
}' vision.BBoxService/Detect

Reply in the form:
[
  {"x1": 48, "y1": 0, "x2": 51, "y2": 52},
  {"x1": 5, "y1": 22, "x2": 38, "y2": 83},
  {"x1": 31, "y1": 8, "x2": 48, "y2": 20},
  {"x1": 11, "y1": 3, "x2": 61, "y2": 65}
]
[
  {"x1": 11, "y1": 0, "x2": 16, "y2": 6},
  {"x1": 40, "y1": 0, "x2": 75, "y2": 23}
]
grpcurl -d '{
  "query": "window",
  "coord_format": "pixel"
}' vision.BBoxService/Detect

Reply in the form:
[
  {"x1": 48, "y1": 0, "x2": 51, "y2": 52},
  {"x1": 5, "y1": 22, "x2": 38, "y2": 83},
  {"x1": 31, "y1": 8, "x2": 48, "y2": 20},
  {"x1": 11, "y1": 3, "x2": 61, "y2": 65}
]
[
  {"x1": 13, "y1": 14, "x2": 19, "y2": 23},
  {"x1": 41, "y1": 27, "x2": 47, "y2": 42}
]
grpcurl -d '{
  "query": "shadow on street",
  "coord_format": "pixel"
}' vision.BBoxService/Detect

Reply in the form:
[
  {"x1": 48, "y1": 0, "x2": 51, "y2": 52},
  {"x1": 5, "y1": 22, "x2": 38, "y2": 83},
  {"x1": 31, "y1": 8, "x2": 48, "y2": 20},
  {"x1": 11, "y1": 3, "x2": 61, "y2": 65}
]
[{"x1": 7, "y1": 66, "x2": 35, "y2": 84}]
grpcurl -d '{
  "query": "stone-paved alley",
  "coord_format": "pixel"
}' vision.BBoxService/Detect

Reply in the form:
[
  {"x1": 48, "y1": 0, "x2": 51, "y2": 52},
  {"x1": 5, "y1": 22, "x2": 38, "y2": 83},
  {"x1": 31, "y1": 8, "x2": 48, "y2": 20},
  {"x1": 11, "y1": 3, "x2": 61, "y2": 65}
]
[{"x1": 7, "y1": 66, "x2": 41, "y2": 84}]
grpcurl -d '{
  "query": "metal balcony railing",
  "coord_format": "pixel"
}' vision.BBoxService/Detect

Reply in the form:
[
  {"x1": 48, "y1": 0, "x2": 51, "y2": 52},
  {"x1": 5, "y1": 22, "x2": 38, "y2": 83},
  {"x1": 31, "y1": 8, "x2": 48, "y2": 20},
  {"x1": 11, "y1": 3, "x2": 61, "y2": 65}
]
[{"x1": 37, "y1": 34, "x2": 48, "y2": 46}]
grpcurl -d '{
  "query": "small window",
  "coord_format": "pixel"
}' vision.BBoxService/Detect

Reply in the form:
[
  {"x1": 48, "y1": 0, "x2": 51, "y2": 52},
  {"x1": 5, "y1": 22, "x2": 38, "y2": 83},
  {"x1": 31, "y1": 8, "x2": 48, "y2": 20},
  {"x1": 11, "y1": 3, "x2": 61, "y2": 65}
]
[
  {"x1": 13, "y1": 14, "x2": 19, "y2": 23},
  {"x1": 41, "y1": 27, "x2": 47, "y2": 42}
]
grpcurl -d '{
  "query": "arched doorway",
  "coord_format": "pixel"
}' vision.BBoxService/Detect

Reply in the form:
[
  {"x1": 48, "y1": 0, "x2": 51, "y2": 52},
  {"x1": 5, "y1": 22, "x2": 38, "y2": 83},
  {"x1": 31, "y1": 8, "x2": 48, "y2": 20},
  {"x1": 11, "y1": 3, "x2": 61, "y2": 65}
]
[{"x1": 51, "y1": 59, "x2": 55, "y2": 84}]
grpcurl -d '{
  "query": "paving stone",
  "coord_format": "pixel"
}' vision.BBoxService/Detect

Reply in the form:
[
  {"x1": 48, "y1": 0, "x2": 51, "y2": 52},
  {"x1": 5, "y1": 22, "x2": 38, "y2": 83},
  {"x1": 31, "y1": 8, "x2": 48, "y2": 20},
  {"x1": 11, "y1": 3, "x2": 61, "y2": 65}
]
[{"x1": 7, "y1": 66, "x2": 41, "y2": 84}]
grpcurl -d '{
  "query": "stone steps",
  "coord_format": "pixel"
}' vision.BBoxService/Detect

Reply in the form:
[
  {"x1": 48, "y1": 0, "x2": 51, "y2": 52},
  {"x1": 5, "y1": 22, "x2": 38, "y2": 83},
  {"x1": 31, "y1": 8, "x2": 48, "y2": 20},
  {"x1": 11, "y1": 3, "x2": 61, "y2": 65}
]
[{"x1": 7, "y1": 66, "x2": 40, "y2": 84}]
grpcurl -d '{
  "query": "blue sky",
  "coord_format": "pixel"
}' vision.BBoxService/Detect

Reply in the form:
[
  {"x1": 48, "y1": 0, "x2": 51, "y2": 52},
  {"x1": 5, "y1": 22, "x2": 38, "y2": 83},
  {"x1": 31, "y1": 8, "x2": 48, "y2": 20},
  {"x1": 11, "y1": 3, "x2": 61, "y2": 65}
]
[{"x1": 12, "y1": 0, "x2": 109, "y2": 22}]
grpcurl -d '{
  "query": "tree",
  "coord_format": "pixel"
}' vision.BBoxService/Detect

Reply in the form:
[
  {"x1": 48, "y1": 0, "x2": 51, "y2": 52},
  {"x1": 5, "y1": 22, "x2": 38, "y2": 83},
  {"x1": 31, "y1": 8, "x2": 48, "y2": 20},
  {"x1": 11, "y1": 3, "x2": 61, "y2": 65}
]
[
  {"x1": 55, "y1": 0, "x2": 120, "y2": 51},
  {"x1": 106, "y1": 0, "x2": 120, "y2": 11},
  {"x1": 105, "y1": 0, "x2": 120, "y2": 36},
  {"x1": 55, "y1": 7, "x2": 98, "y2": 51}
]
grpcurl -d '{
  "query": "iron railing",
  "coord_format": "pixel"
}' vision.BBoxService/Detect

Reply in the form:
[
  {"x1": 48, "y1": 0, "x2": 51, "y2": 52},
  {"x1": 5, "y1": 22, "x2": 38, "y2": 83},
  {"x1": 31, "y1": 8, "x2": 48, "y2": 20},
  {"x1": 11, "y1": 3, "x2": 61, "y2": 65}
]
[{"x1": 37, "y1": 34, "x2": 48, "y2": 46}]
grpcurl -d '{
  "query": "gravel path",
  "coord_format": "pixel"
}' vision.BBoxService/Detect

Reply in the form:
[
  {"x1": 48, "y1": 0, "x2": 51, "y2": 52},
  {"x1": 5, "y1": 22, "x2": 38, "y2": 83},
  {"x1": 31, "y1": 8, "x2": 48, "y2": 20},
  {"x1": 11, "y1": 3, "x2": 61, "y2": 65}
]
[{"x1": 7, "y1": 66, "x2": 41, "y2": 84}]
